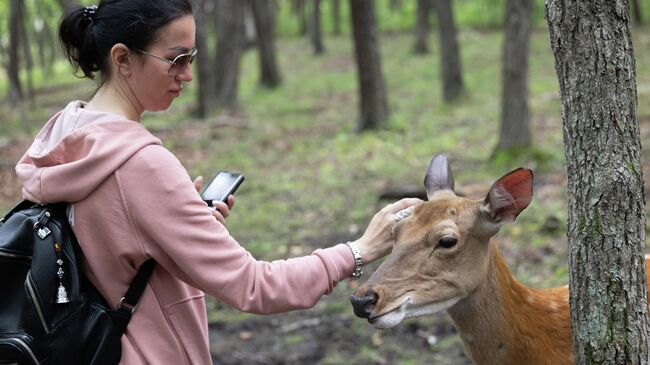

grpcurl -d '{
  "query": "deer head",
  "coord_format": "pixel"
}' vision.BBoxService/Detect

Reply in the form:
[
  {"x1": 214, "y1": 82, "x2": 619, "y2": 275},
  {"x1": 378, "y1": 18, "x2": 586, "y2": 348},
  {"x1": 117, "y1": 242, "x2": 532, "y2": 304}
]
[{"x1": 351, "y1": 154, "x2": 533, "y2": 329}]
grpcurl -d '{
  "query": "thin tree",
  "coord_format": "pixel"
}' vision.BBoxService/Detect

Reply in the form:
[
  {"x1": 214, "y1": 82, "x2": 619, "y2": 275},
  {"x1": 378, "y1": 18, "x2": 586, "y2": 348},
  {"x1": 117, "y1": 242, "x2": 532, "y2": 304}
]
[
  {"x1": 309, "y1": 0, "x2": 325, "y2": 54},
  {"x1": 546, "y1": 0, "x2": 650, "y2": 363},
  {"x1": 292, "y1": 0, "x2": 307, "y2": 36},
  {"x1": 18, "y1": 0, "x2": 35, "y2": 101},
  {"x1": 631, "y1": 0, "x2": 643, "y2": 25},
  {"x1": 435, "y1": 0, "x2": 464, "y2": 101},
  {"x1": 349, "y1": 0, "x2": 389, "y2": 131},
  {"x1": 194, "y1": 0, "x2": 212, "y2": 117},
  {"x1": 214, "y1": 0, "x2": 244, "y2": 111},
  {"x1": 331, "y1": 0, "x2": 341, "y2": 35},
  {"x1": 494, "y1": 0, "x2": 532, "y2": 153},
  {"x1": 251, "y1": 0, "x2": 282, "y2": 88},
  {"x1": 413, "y1": 0, "x2": 432, "y2": 54},
  {"x1": 7, "y1": 0, "x2": 24, "y2": 105}
]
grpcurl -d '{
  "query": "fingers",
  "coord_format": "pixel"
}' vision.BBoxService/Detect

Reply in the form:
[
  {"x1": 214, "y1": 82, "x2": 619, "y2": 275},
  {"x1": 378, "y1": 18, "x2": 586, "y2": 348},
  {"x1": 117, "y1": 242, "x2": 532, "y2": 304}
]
[
  {"x1": 225, "y1": 195, "x2": 236, "y2": 209},
  {"x1": 193, "y1": 176, "x2": 203, "y2": 192},
  {"x1": 212, "y1": 200, "x2": 230, "y2": 219},
  {"x1": 210, "y1": 208, "x2": 226, "y2": 225},
  {"x1": 207, "y1": 197, "x2": 235, "y2": 225},
  {"x1": 384, "y1": 198, "x2": 423, "y2": 214}
]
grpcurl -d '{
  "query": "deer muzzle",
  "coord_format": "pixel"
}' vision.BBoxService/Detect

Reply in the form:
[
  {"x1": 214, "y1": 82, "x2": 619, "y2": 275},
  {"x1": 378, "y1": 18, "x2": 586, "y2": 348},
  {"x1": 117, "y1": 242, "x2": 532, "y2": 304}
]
[{"x1": 350, "y1": 290, "x2": 378, "y2": 319}]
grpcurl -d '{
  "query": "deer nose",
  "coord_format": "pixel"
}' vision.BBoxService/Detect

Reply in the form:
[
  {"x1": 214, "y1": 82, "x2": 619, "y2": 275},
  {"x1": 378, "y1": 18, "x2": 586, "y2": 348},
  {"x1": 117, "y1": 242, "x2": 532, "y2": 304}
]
[{"x1": 350, "y1": 290, "x2": 378, "y2": 319}]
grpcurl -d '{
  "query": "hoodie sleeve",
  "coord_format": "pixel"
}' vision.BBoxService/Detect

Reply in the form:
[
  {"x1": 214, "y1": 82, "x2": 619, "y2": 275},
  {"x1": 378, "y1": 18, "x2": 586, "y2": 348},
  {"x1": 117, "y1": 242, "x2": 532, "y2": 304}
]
[{"x1": 117, "y1": 145, "x2": 355, "y2": 314}]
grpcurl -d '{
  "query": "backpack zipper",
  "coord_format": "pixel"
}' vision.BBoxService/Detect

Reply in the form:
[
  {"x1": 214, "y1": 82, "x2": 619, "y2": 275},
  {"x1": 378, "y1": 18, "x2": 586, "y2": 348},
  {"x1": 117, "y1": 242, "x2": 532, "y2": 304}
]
[
  {"x1": 0, "y1": 337, "x2": 39, "y2": 365},
  {"x1": 25, "y1": 274, "x2": 49, "y2": 334}
]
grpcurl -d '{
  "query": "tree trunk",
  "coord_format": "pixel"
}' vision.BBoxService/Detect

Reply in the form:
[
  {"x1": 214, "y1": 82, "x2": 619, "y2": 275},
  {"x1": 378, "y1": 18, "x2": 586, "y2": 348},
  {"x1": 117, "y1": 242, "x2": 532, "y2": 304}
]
[
  {"x1": 243, "y1": 0, "x2": 257, "y2": 50},
  {"x1": 214, "y1": 0, "x2": 244, "y2": 111},
  {"x1": 195, "y1": 0, "x2": 211, "y2": 117},
  {"x1": 331, "y1": 0, "x2": 341, "y2": 35},
  {"x1": 495, "y1": 0, "x2": 532, "y2": 152},
  {"x1": 251, "y1": 0, "x2": 282, "y2": 88},
  {"x1": 7, "y1": 0, "x2": 24, "y2": 105},
  {"x1": 631, "y1": 0, "x2": 643, "y2": 25},
  {"x1": 413, "y1": 0, "x2": 431, "y2": 54},
  {"x1": 546, "y1": 0, "x2": 650, "y2": 363},
  {"x1": 292, "y1": 0, "x2": 308, "y2": 36},
  {"x1": 309, "y1": 0, "x2": 325, "y2": 54},
  {"x1": 38, "y1": 4, "x2": 57, "y2": 74},
  {"x1": 435, "y1": 0, "x2": 464, "y2": 102},
  {"x1": 349, "y1": 0, "x2": 389, "y2": 132},
  {"x1": 18, "y1": 0, "x2": 35, "y2": 101}
]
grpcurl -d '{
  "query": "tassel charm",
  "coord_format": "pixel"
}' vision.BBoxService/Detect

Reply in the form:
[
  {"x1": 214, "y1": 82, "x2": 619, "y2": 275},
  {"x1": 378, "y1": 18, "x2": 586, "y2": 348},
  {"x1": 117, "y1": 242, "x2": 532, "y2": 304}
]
[
  {"x1": 53, "y1": 242, "x2": 70, "y2": 304},
  {"x1": 56, "y1": 283, "x2": 70, "y2": 304}
]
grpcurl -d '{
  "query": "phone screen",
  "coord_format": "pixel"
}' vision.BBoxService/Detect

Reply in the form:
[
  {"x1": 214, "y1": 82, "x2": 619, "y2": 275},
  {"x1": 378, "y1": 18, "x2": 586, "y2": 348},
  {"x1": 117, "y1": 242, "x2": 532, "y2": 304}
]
[{"x1": 201, "y1": 172, "x2": 244, "y2": 205}]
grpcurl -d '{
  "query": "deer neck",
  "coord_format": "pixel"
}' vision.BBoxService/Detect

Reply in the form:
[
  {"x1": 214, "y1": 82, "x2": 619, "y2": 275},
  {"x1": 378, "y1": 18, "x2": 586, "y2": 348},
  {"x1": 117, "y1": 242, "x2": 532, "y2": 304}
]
[{"x1": 446, "y1": 243, "x2": 573, "y2": 365}]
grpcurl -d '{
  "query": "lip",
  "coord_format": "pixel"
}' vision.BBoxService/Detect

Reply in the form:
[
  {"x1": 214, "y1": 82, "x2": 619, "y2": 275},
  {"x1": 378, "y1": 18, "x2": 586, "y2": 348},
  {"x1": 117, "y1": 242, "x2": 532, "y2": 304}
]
[
  {"x1": 368, "y1": 298, "x2": 410, "y2": 323},
  {"x1": 370, "y1": 296, "x2": 461, "y2": 326},
  {"x1": 169, "y1": 89, "x2": 181, "y2": 96}
]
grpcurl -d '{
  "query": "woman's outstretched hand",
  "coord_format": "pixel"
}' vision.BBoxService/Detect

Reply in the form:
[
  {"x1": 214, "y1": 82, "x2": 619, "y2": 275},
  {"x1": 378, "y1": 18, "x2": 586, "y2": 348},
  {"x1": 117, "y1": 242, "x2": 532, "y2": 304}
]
[
  {"x1": 353, "y1": 198, "x2": 423, "y2": 264},
  {"x1": 194, "y1": 176, "x2": 236, "y2": 225}
]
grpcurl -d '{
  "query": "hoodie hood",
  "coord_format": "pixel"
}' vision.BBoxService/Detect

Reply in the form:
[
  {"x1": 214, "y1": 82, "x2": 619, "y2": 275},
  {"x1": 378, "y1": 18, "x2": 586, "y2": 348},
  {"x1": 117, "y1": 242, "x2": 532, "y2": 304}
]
[{"x1": 16, "y1": 101, "x2": 162, "y2": 203}]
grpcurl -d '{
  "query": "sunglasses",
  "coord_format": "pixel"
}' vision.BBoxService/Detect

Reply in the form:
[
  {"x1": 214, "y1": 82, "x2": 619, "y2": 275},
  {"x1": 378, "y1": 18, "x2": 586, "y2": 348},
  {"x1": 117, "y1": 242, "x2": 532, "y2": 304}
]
[{"x1": 134, "y1": 48, "x2": 198, "y2": 74}]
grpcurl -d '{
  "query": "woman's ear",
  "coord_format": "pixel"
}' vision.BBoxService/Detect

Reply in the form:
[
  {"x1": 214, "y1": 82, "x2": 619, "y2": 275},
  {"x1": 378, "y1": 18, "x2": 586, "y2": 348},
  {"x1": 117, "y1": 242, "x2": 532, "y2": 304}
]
[{"x1": 110, "y1": 43, "x2": 133, "y2": 77}]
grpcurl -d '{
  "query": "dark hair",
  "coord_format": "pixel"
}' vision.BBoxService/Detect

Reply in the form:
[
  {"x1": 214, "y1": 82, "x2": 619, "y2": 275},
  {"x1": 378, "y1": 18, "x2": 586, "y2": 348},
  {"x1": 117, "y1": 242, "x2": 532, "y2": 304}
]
[{"x1": 59, "y1": 0, "x2": 193, "y2": 84}]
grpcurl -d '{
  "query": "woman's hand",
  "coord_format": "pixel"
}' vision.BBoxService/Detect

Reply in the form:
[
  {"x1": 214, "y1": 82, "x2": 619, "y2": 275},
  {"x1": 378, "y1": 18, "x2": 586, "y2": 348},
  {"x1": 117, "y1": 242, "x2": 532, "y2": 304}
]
[
  {"x1": 194, "y1": 176, "x2": 236, "y2": 225},
  {"x1": 353, "y1": 198, "x2": 423, "y2": 264}
]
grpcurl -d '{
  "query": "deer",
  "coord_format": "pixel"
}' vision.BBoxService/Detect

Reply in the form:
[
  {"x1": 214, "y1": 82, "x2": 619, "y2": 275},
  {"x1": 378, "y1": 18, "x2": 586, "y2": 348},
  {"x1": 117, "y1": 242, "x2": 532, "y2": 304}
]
[{"x1": 350, "y1": 154, "x2": 650, "y2": 365}]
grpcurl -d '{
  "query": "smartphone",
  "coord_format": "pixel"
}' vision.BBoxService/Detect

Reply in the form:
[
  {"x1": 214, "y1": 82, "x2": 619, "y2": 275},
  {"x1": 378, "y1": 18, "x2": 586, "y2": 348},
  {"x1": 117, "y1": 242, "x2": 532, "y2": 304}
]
[{"x1": 200, "y1": 171, "x2": 245, "y2": 206}]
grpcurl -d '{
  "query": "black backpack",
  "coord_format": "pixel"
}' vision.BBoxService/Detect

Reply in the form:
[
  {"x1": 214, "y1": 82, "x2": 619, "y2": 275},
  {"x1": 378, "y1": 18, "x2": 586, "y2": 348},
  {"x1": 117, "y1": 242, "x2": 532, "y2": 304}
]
[{"x1": 0, "y1": 201, "x2": 155, "y2": 365}]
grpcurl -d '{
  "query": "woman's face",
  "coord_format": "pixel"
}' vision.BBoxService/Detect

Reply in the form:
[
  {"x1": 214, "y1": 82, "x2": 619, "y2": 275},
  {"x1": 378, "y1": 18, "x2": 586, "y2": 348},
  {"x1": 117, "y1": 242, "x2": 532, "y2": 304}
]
[{"x1": 128, "y1": 15, "x2": 196, "y2": 112}]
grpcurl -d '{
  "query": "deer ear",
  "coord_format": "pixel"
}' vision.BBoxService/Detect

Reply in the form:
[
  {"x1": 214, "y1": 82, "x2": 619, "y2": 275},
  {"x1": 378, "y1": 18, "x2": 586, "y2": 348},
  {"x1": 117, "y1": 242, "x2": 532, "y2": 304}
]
[
  {"x1": 424, "y1": 154, "x2": 455, "y2": 200},
  {"x1": 482, "y1": 168, "x2": 533, "y2": 224}
]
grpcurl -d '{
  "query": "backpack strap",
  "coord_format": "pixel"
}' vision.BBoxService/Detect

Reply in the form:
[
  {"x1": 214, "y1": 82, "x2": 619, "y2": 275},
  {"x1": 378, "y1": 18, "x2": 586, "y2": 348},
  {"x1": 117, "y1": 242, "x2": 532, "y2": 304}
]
[{"x1": 116, "y1": 259, "x2": 156, "y2": 316}]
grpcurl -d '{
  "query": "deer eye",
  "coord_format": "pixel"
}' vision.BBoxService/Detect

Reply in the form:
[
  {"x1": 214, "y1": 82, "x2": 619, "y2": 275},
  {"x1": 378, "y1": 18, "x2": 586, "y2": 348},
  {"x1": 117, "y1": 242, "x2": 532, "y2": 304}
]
[{"x1": 439, "y1": 236, "x2": 458, "y2": 249}]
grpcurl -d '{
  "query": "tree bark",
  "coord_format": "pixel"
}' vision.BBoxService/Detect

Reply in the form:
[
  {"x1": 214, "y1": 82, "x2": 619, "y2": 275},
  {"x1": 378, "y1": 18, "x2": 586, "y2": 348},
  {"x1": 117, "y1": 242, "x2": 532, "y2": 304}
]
[
  {"x1": 546, "y1": 0, "x2": 650, "y2": 363},
  {"x1": 251, "y1": 0, "x2": 282, "y2": 88},
  {"x1": 435, "y1": 0, "x2": 464, "y2": 102},
  {"x1": 349, "y1": 0, "x2": 389, "y2": 131},
  {"x1": 7, "y1": 0, "x2": 24, "y2": 105},
  {"x1": 413, "y1": 0, "x2": 431, "y2": 54},
  {"x1": 309, "y1": 0, "x2": 325, "y2": 54},
  {"x1": 495, "y1": 0, "x2": 532, "y2": 152},
  {"x1": 214, "y1": 0, "x2": 244, "y2": 111}
]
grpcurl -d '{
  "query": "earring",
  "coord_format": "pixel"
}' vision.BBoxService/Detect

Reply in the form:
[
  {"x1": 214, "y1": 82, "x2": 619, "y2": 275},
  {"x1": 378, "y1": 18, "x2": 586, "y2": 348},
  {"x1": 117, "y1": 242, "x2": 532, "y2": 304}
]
[{"x1": 122, "y1": 70, "x2": 131, "y2": 77}]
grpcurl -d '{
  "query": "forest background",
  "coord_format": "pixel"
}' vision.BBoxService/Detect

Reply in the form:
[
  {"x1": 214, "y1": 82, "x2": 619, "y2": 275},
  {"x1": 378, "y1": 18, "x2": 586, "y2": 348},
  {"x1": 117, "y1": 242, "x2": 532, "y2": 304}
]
[{"x1": 1, "y1": 0, "x2": 650, "y2": 364}]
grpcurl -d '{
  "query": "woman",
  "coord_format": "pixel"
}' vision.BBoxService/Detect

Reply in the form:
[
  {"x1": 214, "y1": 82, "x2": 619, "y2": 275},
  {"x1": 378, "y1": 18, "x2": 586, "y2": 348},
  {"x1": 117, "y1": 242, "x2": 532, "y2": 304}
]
[{"x1": 16, "y1": 1, "x2": 420, "y2": 364}]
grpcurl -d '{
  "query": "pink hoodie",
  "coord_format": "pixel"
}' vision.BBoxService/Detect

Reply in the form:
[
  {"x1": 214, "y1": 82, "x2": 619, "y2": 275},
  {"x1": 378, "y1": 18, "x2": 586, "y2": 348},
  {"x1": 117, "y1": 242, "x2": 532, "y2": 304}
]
[{"x1": 16, "y1": 101, "x2": 355, "y2": 364}]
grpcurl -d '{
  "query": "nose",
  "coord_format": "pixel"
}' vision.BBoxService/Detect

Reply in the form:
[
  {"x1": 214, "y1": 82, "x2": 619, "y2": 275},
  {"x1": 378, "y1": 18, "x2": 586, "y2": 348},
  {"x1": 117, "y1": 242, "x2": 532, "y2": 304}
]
[
  {"x1": 176, "y1": 64, "x2": 193, "y2": 83},
  {"x1": 350, "y1": 290, "x2": 378, "y2": 319}
]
